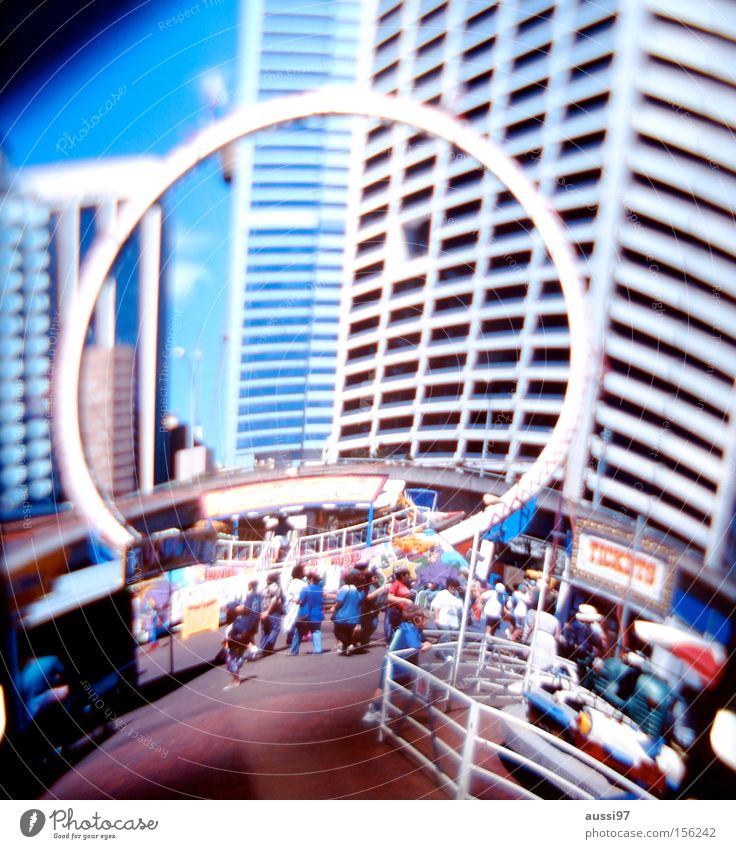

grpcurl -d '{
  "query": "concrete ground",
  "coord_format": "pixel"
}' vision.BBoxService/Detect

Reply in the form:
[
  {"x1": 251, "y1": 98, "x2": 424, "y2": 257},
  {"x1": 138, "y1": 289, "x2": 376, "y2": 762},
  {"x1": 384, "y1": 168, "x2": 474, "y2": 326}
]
[{"x1": 42, "y1": 628, "x2": 452, "y2": 800}]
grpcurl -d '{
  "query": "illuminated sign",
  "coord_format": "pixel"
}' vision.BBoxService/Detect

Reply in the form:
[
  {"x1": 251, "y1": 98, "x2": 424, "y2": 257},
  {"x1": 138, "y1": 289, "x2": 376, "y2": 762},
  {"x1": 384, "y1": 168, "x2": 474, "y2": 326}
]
[
  {"x1": 201, "y1": 474, "x2": 387, "y2": 519},
  {"x1": 124, "y1": 529, "x2": 218, "y2": 585},
  {"x1": 574, "y1": 533, "x2": 670, "y2": 607}
]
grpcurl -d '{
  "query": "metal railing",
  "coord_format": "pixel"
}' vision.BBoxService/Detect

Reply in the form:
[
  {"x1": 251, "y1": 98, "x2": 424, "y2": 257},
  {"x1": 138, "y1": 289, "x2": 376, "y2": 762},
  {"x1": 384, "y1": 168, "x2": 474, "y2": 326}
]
[
  {"x1": 379, "y1": 641, "x2": 655, "y2": 800},
  {"x1": 213, "y1": 538, "x2": 265, "y2": 564},
  {"x1": 297, "y1": 507, "x2": 422, "y2": 561},
  {"x1": 212, "y1": 506, "x2": 424, "y2": 566},
  {"x1": 424, "y1": 630, "x2": 642, "y2": 722}
]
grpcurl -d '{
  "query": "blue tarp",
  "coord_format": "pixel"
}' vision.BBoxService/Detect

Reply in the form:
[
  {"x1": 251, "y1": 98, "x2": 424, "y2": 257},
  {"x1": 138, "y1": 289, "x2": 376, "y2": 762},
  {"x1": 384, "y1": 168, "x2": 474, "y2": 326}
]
[
  {"x1": 484, "y1": 497, "x2": 538, "y2": 544},
  {"x1": 407, "y1": 488, "x2": 438, "y2": 511}
]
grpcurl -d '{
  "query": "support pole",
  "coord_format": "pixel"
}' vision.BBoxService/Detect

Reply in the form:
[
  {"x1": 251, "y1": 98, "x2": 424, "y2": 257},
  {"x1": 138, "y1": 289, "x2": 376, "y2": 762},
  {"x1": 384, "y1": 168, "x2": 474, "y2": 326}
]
[
  {"x1": 366, "y1": 502, "x2": 375, "y2": 545},
  {"x1": 168, "y1": 570, "x2": 174, "y2": 676},
  {"x1": 618, "y1": 514, "x2": 645, "y2": 655},
  {"x1": 379, "y1": 652, "x2": 393, "y2": 743},
  {"x1": 137, "y1": 205, "x2": 162, "y2": 495},
  {"x1": 522, "y1": 543, "x2": 553, "y2": 692},
  {"x1": 450, "y1": 526, "x2": 480, "y2": 687},
  {"x1": 456, "y1": 701, "x2": 479, "y2": 799}
]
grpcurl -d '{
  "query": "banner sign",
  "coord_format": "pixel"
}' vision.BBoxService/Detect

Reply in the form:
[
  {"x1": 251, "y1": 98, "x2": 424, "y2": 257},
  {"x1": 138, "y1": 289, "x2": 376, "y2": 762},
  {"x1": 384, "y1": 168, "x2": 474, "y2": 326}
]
[
  {"x1": 201, "y1": 474, "x2": 387, "y2": 519},
  {"x1": 571, "y1": 521, "x2": 677, "y2": 613},
  {"x1": 181, "y1": 597, "x2": 220, "y2": 639}
]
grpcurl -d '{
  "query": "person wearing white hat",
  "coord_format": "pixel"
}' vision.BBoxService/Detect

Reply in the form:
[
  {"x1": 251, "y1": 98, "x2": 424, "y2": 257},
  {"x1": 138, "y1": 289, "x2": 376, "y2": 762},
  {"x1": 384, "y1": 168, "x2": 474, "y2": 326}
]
[
  {"x1": 564, "y1": 603, "x2": 608, "y2": 673},
  {"x1": 576, "y1": 603, "x2": 603, "y2": 624}
]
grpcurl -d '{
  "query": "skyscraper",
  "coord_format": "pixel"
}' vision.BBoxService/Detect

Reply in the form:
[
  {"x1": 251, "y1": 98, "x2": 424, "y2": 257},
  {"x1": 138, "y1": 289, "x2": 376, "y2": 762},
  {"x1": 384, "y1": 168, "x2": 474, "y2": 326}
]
[
  {"x1": 223, "y1": 0, "x2": 369, "y2": 469},
  {"x1": 331, "y1": 0, "x2": 736, "y2": 579},
  {"x1": 0, "y1": 152, "x2": 55, "y2": 520},
  {"x1": 14, "y1": 156, "x2": 172, "y2": 503}
]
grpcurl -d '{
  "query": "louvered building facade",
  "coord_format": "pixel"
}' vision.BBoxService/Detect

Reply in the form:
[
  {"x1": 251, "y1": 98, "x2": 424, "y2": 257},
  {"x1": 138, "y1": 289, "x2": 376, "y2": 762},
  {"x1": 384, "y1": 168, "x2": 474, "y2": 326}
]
[{"x1": 331, "y1": 0, "x2": 736, "y2": 575}]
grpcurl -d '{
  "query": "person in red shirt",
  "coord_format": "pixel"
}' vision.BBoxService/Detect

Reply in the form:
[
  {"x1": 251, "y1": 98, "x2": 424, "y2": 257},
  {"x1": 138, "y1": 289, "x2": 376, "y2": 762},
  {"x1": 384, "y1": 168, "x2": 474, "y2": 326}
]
[{"x1": 384, "y1": 566, "x2": 414, "y2": 640}]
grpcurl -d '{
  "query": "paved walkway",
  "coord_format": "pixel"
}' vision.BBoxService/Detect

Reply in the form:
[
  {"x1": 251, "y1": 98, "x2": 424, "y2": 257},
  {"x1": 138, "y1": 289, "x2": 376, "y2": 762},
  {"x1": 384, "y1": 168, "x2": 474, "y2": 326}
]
[{"x1": 43, "y1": 630, "x2": 451, "y2": 800}]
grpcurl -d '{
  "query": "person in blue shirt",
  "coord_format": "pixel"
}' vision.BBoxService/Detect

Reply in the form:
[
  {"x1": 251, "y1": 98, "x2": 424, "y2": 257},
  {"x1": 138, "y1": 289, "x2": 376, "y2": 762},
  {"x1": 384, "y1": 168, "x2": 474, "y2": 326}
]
[
  {"x1": 332, "y1": 570, "x2": 365, "y2": 655},
  {"x1": 290, "y1": 573, "x2": 325, "y2": 655},
  {"x1": 362, "y1": 604, "x2": 432, "y2": 724}
]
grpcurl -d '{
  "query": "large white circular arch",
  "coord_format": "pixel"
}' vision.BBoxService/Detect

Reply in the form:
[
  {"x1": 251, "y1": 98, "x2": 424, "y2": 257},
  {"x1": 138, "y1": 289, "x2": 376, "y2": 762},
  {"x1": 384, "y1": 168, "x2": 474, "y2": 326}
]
[{"x1": 53, "y1": 88, "x2": 594, "y2": 550}]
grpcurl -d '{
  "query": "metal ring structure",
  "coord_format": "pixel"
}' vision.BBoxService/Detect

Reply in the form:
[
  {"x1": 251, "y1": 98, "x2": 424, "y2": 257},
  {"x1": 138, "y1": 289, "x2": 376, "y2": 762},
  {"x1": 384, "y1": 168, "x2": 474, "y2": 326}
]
[{"x1": 52, "y1": 88, "x2": 594, "y2": 550}]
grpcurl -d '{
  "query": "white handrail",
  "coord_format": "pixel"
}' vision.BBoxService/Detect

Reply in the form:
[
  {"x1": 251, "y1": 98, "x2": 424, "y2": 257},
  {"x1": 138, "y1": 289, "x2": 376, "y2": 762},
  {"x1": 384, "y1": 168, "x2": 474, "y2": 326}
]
[
  {"x1": 212, "y1": 506, "x2": 427, "y2": 565},
  {"x1": 381, "y1": 645, "x2": 655, "y2": 800}
]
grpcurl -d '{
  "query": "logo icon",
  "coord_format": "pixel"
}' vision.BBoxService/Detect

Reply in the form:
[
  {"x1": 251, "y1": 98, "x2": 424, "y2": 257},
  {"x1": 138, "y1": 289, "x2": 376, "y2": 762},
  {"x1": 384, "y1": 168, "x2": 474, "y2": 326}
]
[{"x1": 20, "y1": 810, "x2": 46, "y2": 837}]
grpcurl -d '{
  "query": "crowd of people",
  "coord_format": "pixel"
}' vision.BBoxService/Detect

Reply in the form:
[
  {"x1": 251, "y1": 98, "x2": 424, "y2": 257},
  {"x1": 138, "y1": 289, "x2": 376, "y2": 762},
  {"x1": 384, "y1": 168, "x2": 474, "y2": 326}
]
[
  {"x1": 221, "y1": 559, "x2": 612, "y2": 690},
  {"x1": 222, "y1": 562, "x2": 395, "y2": 687}
]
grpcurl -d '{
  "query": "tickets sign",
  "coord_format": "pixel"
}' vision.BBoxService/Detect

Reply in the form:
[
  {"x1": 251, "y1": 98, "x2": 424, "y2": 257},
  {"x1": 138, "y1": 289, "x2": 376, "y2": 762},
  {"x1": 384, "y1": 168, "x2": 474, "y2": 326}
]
[{"x1": 575, "y1": 533, "x2": 669, "y2": 607}]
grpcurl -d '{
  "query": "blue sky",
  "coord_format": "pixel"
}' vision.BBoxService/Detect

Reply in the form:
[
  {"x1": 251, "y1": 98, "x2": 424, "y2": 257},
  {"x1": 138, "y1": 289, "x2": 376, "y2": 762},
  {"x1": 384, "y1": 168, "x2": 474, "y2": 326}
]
[{"x1": 1, "y1": 0, "x2": 244, "y2": 461}]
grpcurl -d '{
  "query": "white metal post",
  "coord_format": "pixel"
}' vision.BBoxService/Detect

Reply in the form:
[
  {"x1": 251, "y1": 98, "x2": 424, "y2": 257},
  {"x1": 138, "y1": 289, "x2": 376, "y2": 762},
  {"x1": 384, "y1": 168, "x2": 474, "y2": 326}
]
[
  {"x1": 522, "y1": 543, "x2": 554, "y2": 692},
  {"x1": 379, "y1": 652, "x2": 393, "y2": 743},
  {"x1": 555, "y1": 546, "x2": 572, "y2": 619},
  {"x1": 450, "y1": 525, "x2": 480, "y2": 687},
  {"x1": 137, "y1": 204, "x2": 162, "y2": 495},
  {"x1": 95, "y1": 279, "x2": 116, "y2": 350},
  {"x1": 93, "y1": 200, "x2": 117, "y2": 350},
  {"x1": 456, "y1": 700, "x2": 479, "y2": 799}
]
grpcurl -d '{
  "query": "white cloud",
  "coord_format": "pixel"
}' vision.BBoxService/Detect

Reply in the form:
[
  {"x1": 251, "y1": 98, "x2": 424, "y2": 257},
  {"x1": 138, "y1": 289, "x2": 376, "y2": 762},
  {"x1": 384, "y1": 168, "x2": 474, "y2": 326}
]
[
  {"x1": 169, "y1": 259, "x2": 212, "y2": 305},
  {"x1": 173, "y1": 226, "x2": 215, "y2": 254}
]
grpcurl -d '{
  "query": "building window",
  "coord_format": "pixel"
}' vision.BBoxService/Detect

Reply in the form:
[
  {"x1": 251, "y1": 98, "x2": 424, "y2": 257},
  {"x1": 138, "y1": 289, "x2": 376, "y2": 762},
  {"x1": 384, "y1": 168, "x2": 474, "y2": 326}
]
[{"x1": 403, "y1": 218, "x2": 432, "y2": 257}]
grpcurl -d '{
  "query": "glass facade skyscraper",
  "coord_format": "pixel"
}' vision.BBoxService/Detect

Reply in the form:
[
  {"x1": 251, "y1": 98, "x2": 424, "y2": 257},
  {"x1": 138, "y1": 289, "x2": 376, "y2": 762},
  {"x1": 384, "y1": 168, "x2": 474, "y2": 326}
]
[
  {"x1": 223, "y1": 0, "x2": 368, "y2": 468},
  {"x1": 0, "y1": 154, "x2": 55, "y2": 520},
  {"x1": 12, "y1": 157, "x2": 173, "y2": 506}
]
